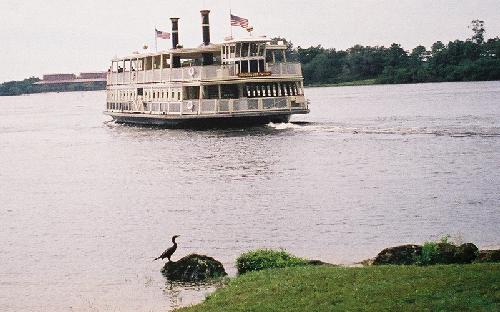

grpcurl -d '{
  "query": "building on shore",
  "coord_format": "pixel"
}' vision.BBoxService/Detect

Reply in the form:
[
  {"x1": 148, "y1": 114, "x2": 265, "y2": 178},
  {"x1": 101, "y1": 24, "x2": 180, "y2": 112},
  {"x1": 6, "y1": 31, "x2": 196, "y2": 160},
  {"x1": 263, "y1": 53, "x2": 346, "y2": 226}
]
[{"x1": 36, "y1": 72, "x2": 106, "y2": 85}]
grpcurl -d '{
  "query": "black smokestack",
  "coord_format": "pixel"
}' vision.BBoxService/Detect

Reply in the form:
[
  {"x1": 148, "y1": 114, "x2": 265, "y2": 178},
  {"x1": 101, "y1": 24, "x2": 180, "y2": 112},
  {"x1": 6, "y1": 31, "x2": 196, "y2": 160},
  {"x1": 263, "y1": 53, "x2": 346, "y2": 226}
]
[
  {"x1": 170, "y1": 17, "x2": 181, "y2": 68},
  {"x1": 201, "y1": 10, "x2": 211, "y2": 45},
  {"x1": 200, "y1": 10, "x2": 213, "y2": 65}
]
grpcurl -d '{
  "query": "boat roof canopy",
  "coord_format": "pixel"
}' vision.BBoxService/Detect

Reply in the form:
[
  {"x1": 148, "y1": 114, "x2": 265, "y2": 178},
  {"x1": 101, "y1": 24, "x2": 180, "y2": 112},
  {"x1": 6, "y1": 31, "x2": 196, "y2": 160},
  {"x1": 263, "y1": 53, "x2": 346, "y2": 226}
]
[
  {"x1": 112, "y1": 44, "x2": 222, "y2": 62},
  {"x1": 111, "y1": 38, "x2": 287, "y2": 62},
  {"x1": 223, "y1": 37, "x2": 272, "y2": 44}
]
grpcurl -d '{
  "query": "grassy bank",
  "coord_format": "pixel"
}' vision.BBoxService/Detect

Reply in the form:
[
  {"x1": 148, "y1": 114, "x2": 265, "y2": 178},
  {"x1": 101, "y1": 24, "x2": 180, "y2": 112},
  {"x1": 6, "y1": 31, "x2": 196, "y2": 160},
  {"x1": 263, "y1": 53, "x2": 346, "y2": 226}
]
[
  {"x1": 177, "y1": 263, "x2": 499, "y2": 312},
  {"x1": 306, "y1": 79, "x2": 377, "y2": 88}
]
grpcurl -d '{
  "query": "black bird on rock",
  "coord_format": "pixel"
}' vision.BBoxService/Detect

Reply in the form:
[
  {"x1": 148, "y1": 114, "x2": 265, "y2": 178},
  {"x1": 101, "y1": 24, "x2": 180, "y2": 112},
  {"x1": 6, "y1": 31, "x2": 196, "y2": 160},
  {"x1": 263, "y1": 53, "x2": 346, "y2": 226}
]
[{"x1": 154, "y1": 235, "x2": 180, "y2": 262}]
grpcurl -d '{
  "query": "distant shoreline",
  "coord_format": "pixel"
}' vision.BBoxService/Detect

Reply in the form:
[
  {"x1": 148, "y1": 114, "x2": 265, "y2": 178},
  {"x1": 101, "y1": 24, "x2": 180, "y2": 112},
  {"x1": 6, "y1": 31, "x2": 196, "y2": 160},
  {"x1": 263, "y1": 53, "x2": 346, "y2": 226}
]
[{"x1": 2, "y1": 78, "x2": 499, "y2": 97}]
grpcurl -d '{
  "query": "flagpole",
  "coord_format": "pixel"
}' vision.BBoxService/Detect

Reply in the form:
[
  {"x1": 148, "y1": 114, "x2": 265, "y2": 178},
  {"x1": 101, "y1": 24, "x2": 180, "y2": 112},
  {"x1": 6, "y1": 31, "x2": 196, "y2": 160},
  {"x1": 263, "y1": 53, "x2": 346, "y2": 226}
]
[
  {"x1": 229, "y1": 0, "x2": 233, "y2": 38},
  {"x1": 154, "y1": 27, "x2": 158, "y2": 52}
]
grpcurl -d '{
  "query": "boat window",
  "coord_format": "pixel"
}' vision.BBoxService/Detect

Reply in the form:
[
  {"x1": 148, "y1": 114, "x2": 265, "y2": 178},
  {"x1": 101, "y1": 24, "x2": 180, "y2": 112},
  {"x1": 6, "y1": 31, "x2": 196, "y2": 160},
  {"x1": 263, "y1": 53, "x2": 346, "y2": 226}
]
[
  {"x1": 221, "y1": 84, "x2": 239, "y2": 99},
  {"x1": 240, "y1": 60, "x2": 249, "y2": 73},
  {"x1": 241, "y1": 43, "x2": 249, "y2": 57},
  {"x1": 184, "y1": 86, "x2": 200, "y2": 100},
  {"x1": 250, "y1": 43, "x2": 258, "y2": 57},
  {"x1": 145, "y1": 57, "x2": 153, "y2": 70},
  {"x1": 235, "y1": 43, "x2": 241, "y2": 58},
  {"x1": 230, "y1": 45, "x2": 236, "y2": 58},
  {"x1": 124, "y1": 60, "x2": 131, "y2": 72},
  {"x1": 259, "y1": 60, "x2": 265, "y2": 72},
  {"x1": 153, "y1": 55, "x2": 161, "y2": 69},
  {"x1": 161, "y1": 55, "x2": 169, "y2": 69},
  {"x1": 249, "y1": 60, "x2": 258, "y2": 73},
  {"x1": 203, "y1": 85, "x2": 219, "y2": 99},
  {"x1": 137, "y1": 88, "x2": 143, "y2": 96},
  {"x1": 258, "y1": 44, "x2": 265, "y2": 56},
  {"x1": 136, "y1": 59, "x2": 144, "y2": 71}
]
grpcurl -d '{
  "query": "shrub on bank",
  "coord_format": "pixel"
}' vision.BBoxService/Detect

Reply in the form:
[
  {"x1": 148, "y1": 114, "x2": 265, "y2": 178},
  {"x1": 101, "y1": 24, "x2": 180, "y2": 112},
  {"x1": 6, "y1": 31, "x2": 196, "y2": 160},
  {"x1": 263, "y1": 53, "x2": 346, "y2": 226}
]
[
  {"x1": 416, "y1": 236, "x2": 479, "y2": 265},
  {"x1": 373, "y1": 236, "x2": 480, "y2": 266},
  {"x1": 236, "y1": 249, "x2": 309, "y2": 274}
]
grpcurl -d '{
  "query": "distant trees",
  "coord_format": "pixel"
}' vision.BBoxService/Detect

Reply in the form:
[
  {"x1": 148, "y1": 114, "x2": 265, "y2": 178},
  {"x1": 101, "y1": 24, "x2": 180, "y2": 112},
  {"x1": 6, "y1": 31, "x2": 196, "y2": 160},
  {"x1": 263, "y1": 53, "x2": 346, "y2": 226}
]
[
  {"x1": 470, "y1": 19, "x2": 485, "y2": 44},
  {"x1": 0, "y1": 78, "x2": 105, "y2": 96},
  {"x1": 2, "y1": 20, "x2": 499, "y2": 96},
  {"x1": 287, "y1": 19, "x2": 500, "y2": 85}
]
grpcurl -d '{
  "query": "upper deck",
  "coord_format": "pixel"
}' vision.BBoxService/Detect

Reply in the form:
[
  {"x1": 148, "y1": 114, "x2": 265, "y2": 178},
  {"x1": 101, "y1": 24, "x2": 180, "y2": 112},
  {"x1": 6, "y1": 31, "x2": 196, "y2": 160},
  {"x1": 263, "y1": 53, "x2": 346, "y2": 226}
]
[{"x1": 107, "y1": 37, "x2": 302, "y2": 86}]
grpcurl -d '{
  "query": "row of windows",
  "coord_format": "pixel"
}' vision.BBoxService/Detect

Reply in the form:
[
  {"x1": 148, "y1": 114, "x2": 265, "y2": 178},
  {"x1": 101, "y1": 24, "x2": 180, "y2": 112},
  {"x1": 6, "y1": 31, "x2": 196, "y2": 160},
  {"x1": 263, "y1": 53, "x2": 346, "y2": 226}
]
[
  {"x1": 244, "y1": 82, "x2": 301, "y2": 98},
  {"x1": 107, "y1": 82, "x2": 303, "y2": 102},
  {"x1": 107, "y1": 88, "x2": 182, "y2": 102}
]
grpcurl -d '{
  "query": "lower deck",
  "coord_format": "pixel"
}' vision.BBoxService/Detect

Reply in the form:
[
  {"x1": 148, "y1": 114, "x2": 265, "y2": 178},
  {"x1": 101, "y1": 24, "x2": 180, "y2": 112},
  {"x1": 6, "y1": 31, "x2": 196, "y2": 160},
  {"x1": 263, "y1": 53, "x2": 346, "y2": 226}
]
[
  {"x1": 105, "y1": 79, "x2": 309, "y2": 127},
  {"x1": 106, "y1": 95, "x2": 307, "y2": 115}
]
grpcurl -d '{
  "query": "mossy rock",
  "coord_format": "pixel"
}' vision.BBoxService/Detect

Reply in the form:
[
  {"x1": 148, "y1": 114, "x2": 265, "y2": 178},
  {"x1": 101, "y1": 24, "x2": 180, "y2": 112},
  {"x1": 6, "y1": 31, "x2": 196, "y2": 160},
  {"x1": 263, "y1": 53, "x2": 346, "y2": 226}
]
[
  {"x1": 373, "y1": 244, "x2": 422, "y2": 265},
  {"x1": 161, "y1": 254, "x2": 227, "y2": 282},
  {"x1": 433, "y1": 243, "x2": 478, "y2": 264},
  {"x1": 455, "y1": 243, "x2": 479, "y2": 264},
  {"x1": 477, "y1": 249, "x2": 500, "y2": 263}
]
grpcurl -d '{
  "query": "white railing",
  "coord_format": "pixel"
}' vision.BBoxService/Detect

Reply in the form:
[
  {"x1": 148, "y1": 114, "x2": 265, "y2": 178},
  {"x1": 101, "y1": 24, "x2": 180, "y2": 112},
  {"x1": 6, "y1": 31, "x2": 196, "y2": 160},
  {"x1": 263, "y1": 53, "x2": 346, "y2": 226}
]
[
  {"x1": 108, "y1": 62, "x2": 301, "y2": 85},
  {"x1": 268, "y1": 62, "x2": 302, "y2": 76},
  {"x1": 107, "y1": 96, "x2": 308, "y2": 116},
  {"x1": 108, "y1": 95, "x2": 307, "y2": 115}
]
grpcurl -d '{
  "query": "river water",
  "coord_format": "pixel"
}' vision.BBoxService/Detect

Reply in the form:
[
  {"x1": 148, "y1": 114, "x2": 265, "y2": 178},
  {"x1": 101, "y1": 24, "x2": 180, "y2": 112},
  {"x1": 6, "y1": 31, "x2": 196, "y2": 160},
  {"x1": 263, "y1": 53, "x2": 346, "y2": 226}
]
[{"x1": 1, "y1": 81, "x2": 499, "y2": 311}]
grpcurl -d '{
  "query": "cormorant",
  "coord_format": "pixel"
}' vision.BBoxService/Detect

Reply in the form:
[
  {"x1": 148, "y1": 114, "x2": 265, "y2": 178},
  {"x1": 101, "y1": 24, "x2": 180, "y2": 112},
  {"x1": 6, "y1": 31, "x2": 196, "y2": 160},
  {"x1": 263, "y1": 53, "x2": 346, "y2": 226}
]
[{"x1": 154, "y1": 235, "x2": 180, "y2": 262}]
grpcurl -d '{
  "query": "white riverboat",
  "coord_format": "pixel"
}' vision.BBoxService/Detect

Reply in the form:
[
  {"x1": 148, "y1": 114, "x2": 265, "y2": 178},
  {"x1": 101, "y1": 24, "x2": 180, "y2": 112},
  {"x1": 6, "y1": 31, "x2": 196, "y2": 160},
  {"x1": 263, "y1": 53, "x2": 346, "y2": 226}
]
[{"x1": 105, "y1": 10, "x2": 309, "y2": 127}]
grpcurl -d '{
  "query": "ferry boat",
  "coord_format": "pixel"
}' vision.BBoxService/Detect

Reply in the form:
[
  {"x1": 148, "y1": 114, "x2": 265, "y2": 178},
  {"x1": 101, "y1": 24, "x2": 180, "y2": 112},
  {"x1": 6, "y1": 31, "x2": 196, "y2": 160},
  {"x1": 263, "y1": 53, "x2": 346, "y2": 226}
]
[{"x1": 105, "y1": 10, "x2": 309, "y2": 127}]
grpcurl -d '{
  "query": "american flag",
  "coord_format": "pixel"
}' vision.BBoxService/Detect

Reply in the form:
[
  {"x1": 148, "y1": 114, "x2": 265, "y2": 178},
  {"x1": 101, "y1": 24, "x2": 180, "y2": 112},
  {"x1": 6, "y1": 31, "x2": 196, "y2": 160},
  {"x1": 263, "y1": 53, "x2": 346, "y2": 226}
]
[
  {"x1": 230, "y1": 14, "x2": 249, "y2": 29},
  {"x1": 155, "y1": 29, "x2": 170, "y2": 39}
]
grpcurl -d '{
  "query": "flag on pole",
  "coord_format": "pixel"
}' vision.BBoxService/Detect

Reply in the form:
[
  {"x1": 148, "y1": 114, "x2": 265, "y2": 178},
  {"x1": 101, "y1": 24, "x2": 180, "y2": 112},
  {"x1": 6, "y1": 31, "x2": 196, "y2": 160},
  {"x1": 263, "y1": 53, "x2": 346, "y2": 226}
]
[
  {"x1": 230, "y1": 14, "x2": 249, "y2": 29},
  {"x1": 155, "y1": 29, "x2": 171, "y2": 39}
]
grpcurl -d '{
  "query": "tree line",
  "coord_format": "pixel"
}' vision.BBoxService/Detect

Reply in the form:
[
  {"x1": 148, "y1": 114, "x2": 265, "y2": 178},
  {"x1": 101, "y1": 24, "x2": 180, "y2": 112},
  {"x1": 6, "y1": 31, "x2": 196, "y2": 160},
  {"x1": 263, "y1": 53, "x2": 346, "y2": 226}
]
[
  {"x1": 276, "y1": 20, "x2": 500, "y2": 85},
  {"x1": 1, "y1": 20, "x2": 499, "y2": 96},
  {"x1": 0, "y1": 78, "x2": 106, "y2": 96}
]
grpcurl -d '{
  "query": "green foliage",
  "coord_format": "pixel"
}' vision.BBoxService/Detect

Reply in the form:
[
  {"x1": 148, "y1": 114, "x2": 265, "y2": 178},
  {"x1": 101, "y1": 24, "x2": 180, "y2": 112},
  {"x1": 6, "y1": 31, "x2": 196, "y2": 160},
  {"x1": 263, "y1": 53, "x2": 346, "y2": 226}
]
[
  {"x1": 236, "y1": 249, "x2": 309, "y2": 274},
  {"x1": 286, "y1": 20, "x2": 500, "y2": 86},
  {"x1": 0, "y1": 79, "x2": 105, "y2": 96},
  {"x1": 470, "y1": 19, "x2": 485, "y2": 44},
  {"x1": 418, "y1": 241, "x2": 440, "y2": 265},
  {"x1": 416, "y1": 236, "x2": 479, "y2": 265},
  {"x1": 177, "y1": 264, "x2": 500, "y2": 312}
]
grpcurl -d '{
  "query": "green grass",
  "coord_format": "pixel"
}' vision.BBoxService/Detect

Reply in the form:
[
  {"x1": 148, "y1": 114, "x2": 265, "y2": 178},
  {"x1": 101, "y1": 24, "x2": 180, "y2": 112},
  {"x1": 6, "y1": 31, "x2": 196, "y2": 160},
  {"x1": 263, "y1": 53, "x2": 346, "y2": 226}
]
[{"x1": 177, "y1": 263, "x2": 500, "y2": 312}]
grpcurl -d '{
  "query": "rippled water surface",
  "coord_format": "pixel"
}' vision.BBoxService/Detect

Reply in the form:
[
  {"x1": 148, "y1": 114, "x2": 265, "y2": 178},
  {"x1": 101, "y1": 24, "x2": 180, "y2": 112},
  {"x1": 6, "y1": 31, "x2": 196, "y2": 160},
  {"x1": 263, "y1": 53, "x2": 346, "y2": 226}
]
[{"x1": 1, "y1": 81, "x2": 499, "y2": 311}]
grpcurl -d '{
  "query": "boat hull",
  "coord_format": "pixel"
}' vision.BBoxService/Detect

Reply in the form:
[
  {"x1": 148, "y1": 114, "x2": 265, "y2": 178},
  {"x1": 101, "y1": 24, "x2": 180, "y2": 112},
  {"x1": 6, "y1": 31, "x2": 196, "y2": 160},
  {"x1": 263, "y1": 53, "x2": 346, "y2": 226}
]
[{"x1": 105, "y1": 110, "x2": 308, "y2": 128}]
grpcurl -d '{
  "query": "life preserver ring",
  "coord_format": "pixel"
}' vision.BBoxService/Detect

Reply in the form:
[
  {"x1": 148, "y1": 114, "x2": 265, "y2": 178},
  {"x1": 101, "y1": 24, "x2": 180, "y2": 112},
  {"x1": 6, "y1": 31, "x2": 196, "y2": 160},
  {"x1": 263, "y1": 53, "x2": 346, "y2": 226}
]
[{"x1": 188, "y1": 67, "x2": 195, "y2": 77}]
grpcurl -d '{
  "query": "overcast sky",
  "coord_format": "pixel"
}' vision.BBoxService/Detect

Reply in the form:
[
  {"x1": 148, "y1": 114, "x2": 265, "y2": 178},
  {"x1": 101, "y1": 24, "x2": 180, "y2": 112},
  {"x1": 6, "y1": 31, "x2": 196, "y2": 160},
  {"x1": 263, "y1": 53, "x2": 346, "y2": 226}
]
[{"x1": 0, "y1": 0, "x2": 499, "y2": 82}]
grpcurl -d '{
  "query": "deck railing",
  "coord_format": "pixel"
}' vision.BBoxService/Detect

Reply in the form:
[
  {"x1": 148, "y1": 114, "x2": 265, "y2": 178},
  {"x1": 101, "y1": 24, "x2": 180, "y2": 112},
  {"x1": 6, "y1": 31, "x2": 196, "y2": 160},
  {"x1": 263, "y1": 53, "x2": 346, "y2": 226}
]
[
  {"x1": 107, "y1": 62, "x2": 302, "y2": 85},
  {"x1": 106, "y1": 96, "x2": 308, "y2": 115}
]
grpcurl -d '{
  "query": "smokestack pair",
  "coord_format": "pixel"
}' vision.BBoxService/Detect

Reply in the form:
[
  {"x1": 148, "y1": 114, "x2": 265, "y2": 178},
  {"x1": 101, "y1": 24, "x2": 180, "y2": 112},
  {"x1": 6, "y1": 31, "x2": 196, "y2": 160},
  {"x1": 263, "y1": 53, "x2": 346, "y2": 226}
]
[{"x1": 170, "y1": 10, "x2": 213, "y2": 67}]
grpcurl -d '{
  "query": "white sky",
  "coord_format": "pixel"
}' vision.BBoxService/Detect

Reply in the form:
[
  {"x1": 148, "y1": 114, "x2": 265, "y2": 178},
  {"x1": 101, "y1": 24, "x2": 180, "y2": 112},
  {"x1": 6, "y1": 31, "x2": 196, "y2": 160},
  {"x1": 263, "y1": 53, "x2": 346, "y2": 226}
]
[{"x1": 0, "y1": 0, "x2": 499, "y2": 82}]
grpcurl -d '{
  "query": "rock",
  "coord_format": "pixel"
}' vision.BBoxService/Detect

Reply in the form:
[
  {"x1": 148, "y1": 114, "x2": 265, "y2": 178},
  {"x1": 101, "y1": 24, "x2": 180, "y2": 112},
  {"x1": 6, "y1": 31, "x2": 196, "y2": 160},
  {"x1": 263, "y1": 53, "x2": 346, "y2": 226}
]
[
  {"x1": 373, "y1": 244, "x2": 422, "y2": 265},
  {"x1": 455, "y1": 243, "x2": 479, "y2": 263},
  {"x1": 477, "y1": 249, "x2": 500, "y2": 263},
  {"x1": 434, "y1": 243, "x2": 458, "y2": 264},
  {"x1": 161, "y1": 254, "x2": 227, "y2": 282},
  {"x1": 306, "y1": 259, "x2": 335, "y2": 266}
]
